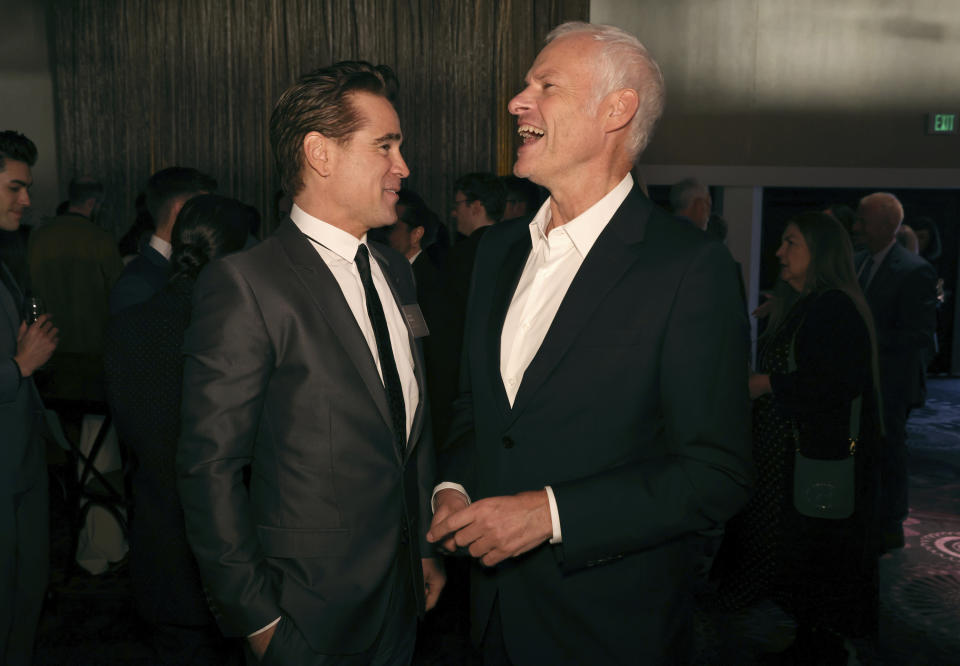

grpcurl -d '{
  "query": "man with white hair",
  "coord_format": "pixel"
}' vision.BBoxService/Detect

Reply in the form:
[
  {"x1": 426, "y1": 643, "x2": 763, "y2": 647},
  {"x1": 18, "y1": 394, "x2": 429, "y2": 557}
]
[
  {"x1": 669, "y1": 177, "x2": 711, "y2": 230},
  {"x1": 853, "y1": 192, "x2": 936, "y2": 552},
  {"x1": 428, "y1": 22, "x2": 751, "y2": 664}
]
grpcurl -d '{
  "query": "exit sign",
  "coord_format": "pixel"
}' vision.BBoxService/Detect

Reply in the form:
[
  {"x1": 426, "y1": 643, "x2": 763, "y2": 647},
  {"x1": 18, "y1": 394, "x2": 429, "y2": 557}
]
[{"x1": 927, "y1": 112, "x2": 958, "y2": 135}]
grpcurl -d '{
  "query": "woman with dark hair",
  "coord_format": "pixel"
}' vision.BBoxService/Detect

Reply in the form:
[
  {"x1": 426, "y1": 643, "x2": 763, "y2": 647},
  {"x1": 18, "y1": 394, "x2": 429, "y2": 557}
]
[
  {"x1": 104, "y1": 194, "x2": 257, "y2": 665},
  {"x1": 910, "y1": 215, "x2": 942, "y2": 264},
  {"x1": 711, "y1": 212, "x2": 881, "y2": 664}
]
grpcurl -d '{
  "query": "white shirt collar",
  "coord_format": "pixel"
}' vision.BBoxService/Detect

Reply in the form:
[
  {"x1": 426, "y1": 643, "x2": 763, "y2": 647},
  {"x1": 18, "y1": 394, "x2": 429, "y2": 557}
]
[
  {"x1": 528, "y1": 173, "x2": 633, "y2": 258},
  {"x1": 290, "y1": 203, "x2": 367, "y2": 263},
  {"x1": 408, "y1": 249, "x2": 422, "y2": 264},
  {"x1": 149, "y1": 234, "x2": 172, "y2": 260}
]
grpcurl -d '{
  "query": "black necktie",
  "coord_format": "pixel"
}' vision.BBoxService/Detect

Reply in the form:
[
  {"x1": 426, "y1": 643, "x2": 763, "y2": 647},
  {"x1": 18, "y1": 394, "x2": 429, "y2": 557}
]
[
  {"x1": 858, "y1": 256, "x2": 874, "y2": 293},
  {"x1": 355, "y1": 244, "x2": 406, "y2": 454}
]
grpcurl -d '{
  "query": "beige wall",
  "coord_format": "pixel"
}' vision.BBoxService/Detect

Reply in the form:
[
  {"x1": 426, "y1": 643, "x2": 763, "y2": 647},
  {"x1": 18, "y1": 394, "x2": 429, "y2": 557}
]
[
  {"x1": 0, "y1": 0, "x2": 59, "y2": 226},
  {"x1": 592, "y1": 0, "x2": 960, "y2": 170}
]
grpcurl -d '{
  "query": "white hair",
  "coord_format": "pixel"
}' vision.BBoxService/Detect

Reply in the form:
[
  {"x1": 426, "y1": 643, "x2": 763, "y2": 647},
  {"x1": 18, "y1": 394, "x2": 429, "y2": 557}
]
[{"x1": 546, "y1": 22, "x2": 666, "y2": 159}]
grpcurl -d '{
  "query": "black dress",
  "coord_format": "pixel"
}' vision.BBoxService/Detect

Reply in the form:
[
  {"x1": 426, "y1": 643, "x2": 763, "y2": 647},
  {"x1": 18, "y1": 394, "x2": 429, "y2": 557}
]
[{"x1": 712, "y1": 289, "x2": 879, "y2": 638}]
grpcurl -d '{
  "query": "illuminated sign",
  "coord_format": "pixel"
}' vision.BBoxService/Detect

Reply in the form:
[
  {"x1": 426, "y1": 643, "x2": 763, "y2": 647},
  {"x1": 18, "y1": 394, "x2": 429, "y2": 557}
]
[{"x1": 927, "y1": 112, "x2": 958, "y2": 135}]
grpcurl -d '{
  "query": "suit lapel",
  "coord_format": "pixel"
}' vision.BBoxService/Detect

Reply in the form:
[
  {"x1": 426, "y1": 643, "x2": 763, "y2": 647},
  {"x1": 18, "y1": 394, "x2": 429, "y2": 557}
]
[
  {"x1": 865, "y1": 244, "x2": 902, "y2": 305},
  {"x1": 275, "y1": 221, "x2": 394, "y2": 443},
  {"x1": 370, "y1": 244, "x2": 426, "y2": 459},
  {"x1": 487, "y1": 229, "x2": 533, "y2": 420},
  {"x1": 507, "y1": 188, "x2": 650, "y2": 423},
  {"x1": 0, "y1": 262, "x2": 22, "y2": 343}
]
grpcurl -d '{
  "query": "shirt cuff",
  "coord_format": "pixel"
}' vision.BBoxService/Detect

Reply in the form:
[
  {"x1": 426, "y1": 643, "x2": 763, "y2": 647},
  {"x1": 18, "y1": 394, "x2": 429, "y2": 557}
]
[
  {"x1": 545, "y1": 485, "x2": 562, "y2": 544},
  {"x1": 248, "y1": 616, "x2": 281, "y2": 638},
  {"x1": 431, "y1": 482, "x2": 471, "y2": 512}
]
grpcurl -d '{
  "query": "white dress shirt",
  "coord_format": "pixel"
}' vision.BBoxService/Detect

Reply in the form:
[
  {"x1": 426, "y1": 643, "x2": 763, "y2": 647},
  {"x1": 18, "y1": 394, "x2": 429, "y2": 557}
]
[
  {"x1": 290, "y1": 204, "x2": 419, "y2": 438},
  {"x1": 251, "y1": 206, "x2": 421, "y2": 639},
  {"x1": 148, "y1": 234, "x2": 172, "y2": 260},
  {"x1": 433, "y1": 174, "x2": 634, "y2": 545}
]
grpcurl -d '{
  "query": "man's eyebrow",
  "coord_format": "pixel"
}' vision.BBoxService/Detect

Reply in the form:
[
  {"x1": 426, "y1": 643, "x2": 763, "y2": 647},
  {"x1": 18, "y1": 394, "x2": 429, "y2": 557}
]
[
  {"x1": 9, "y1": 179, "x2": 31, "y2": 187},
  {"x1": 529, "y1": 67, "x2": 561, "y2": 83},
  {"x1": 372, "y1": 133, "x2": 402, "y2": 143}
]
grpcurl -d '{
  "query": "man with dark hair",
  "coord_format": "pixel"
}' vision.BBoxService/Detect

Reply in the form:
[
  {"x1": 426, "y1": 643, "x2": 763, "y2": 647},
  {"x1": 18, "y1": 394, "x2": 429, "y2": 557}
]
[
  {"x1": 178, "y1": 61, "x2": 443, "y2": 664},
  {"x1": 28, "y1": 176, "x2": 122, "y2": 378},
  {"x1": 853, "y1": 192, "x2": 937, "y2": 552},
  {"x1": 446, "y1": 172, "x2": 507, "y2": 339},
  {"x1": 109, "y1": 167, "x2": 216, "y2": 313},
  {"x1": 428, "y1": 22, "x2": 750, "y2": 664},
  {"x1": 451, "y1": 172, "x2": 506, "y2": 237},
  {"x1": 669, "y1": 177, "x2": 711, "y2": 230},
  {"x1": 501, "y1": 175, "x2": 543, "y2": 222},
  {"x1": 0, "y1": 130, "x2": 59, "y2": 666}
]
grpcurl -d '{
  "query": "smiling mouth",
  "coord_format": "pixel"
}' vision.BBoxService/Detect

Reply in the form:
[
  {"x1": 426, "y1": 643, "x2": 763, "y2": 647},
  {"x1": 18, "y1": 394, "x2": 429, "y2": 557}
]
[{"x1": 517, "y1": 125, "x2": 544, "y2": 144}]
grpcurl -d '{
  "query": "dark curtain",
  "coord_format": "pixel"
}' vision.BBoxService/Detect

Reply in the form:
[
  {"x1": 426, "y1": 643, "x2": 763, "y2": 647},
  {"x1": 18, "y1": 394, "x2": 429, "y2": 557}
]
[{"x1": 49, "y1": 0, "x2": 588, "y2": 238}]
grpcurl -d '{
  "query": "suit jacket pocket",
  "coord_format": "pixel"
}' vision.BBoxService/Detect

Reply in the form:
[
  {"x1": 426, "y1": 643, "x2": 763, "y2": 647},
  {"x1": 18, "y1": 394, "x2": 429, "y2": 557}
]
[{"x1": 257, "y1": 526, "x2": 351, "y2": 558}]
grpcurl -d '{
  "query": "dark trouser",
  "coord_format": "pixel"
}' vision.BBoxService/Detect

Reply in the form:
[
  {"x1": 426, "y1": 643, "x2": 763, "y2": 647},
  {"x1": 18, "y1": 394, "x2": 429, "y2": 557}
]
[
  {"x1": 152, "y1": 620, "x2": 244, "y2": 665},
  {"x1": 248, "y1": 561, "x2": 417, "y2": 666},
  {"x1": 878, "y1": 402, "x2": 909, "y2": 533},
  {"x1": 0, "y1": 472, "x2": 49, "y2": 666}
]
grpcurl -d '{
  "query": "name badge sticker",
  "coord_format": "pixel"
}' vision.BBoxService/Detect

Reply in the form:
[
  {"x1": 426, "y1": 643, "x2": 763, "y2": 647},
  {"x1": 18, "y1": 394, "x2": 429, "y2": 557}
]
[{"x1": 401, "y1": 304, "x2": 430, "y2": 338}]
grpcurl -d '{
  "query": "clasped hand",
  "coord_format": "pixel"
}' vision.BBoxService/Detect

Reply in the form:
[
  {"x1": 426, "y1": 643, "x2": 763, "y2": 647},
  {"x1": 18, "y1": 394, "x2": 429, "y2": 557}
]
[{"x1": 426, "y1": 489, "x2": 554, "y2": 567}]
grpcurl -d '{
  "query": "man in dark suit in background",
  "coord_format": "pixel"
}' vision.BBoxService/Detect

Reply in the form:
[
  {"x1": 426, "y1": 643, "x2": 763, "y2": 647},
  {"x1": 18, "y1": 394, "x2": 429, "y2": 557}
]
[
  {"x1": 428, "y1": 22, "x2": 752, "y2": 665},
  {"x1": 853, "y1": 192, "x2": 937, "y2": 552},
  {"x1": 386, "y1": 190, "x2": 460, "y2": 447},
  {"x1": 109, "y1": 167, "x2": 216, "y2": 313},
  {"x1": 177, "y1": 62, "x2": 443, "y2": 664},
  {"x1": 0, "y1": 130, "x2": 59, "y2": 666}
]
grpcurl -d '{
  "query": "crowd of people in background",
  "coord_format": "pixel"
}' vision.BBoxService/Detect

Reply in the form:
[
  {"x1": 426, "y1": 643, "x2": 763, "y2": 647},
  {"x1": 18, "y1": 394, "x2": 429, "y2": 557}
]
[{"x1": 0, "y1": 17, "x2": 946, "y2": 666}]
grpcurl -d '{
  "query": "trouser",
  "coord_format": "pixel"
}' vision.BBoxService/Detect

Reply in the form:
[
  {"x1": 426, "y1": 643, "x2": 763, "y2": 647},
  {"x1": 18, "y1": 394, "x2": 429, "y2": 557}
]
[
  {"x1": 878, "y1": 401, "x2": 909, "y2": 531},
  {"x1": 0, "y1": 471, "x2": 50, "y2": 666}
]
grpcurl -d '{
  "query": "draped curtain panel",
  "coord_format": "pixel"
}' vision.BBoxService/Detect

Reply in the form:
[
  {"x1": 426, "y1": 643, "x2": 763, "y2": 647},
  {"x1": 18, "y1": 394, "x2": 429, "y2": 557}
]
[{"x1": 49, "y1": 0, "x2": 587, "y2": 238}]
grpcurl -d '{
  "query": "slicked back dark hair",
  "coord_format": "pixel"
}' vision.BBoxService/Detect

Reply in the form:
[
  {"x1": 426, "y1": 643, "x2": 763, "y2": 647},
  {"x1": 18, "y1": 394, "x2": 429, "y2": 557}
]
[
  {"x1": 169, "y1": 193, "x2": 258, "y2": 284},
  {"x1": 270, "y1": 61, "x2": 398, "y2": 197},
  {"x1": 454, "y1": 172, "x2": 507, "y2": 223},
  {"x1": 0, "y1": 130, "x2": 38, "y2": 171},
  {"x1": 145, "y1": 167, "x2": 218, "y2": 222}
]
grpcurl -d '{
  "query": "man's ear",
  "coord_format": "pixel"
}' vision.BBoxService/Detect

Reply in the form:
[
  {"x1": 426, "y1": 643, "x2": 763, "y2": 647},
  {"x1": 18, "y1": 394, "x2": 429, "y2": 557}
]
[
  {"x1": 303, "y1": 132, "x2": 331, "y2": 177},
  {"x1": 603, "y1": 88, "x2": 639, "y2": 133},
  {"x1": 411, "y1": 225, "x2": 425, "y2": 246}
]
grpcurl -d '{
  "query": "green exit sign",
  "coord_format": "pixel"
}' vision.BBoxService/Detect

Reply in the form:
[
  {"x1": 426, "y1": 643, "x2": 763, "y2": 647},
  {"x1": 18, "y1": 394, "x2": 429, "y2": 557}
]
[{"x1": 927, "y1": 112, "x2": 958, "y2": 135}]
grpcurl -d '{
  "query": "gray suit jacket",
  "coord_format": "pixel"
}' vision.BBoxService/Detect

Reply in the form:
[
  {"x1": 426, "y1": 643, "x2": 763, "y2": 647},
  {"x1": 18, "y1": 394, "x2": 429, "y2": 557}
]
[
  {"x1": 0, "y1": 262, "x2": 44, "y2": 496},
  {"x1": 177, "y1": 220, "x2": 434, "y2": 654}
]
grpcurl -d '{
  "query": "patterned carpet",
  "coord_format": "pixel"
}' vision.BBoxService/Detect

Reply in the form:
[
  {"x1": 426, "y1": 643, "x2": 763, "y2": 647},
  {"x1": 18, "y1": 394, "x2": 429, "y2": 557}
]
[{"x1": 32, "y1": 379, "x2": 960, "y2": 665}]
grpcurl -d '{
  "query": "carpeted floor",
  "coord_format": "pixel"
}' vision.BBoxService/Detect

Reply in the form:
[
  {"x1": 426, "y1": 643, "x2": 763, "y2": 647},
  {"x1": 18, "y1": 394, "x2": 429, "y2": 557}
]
[{"x1": 32, "y1": 379, "x2": 960, "y2": 665}]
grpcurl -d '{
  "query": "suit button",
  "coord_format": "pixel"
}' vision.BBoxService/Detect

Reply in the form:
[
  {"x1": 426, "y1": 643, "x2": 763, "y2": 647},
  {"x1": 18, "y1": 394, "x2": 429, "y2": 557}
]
[
  {"x1": 502, "y1": 436, "x2": 514, "y2": 449},
  {"x1": 400, "y1": 525, "x2": 409, "y2": 544}
]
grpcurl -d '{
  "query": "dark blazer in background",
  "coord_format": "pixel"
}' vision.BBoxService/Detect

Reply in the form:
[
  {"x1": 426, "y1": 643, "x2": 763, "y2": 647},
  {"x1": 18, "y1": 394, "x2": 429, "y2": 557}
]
[
  {"x1": 177, "y1": 221, "x2": 435, "y2": 655},
  {"x1": 443, "y1": 187, "x2": 753, "y2": 665},
  {"x1": 0, "y1": 261, "x2": 48, "y2": 664},
  {"x1": 858, "y1": 243, "x2": 937, "y2": 410},
  {"x1": 109, "y1": 244, "x2": 169, "y2": 314},
  {"x1": 857, "y1": 243, "x2": 937, "y2": 534},
  {"x1": 411, "y1": 251, "x2": 460, "y2": 449}
]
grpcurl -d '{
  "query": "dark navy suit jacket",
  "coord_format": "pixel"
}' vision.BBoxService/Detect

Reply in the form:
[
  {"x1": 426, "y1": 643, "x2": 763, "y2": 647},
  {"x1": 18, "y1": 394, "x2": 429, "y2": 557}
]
[{"x1": 109, "y1": 244, "x2": 169, "y2": 314}]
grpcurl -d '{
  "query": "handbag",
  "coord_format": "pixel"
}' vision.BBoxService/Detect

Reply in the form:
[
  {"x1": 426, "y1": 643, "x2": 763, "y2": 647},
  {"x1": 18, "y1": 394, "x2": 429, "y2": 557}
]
[{"x1": 787, "y1": 315, "x2": 860, "y2": 520}]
